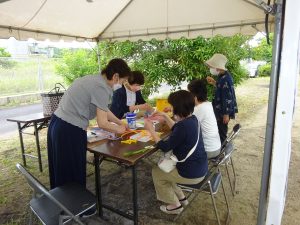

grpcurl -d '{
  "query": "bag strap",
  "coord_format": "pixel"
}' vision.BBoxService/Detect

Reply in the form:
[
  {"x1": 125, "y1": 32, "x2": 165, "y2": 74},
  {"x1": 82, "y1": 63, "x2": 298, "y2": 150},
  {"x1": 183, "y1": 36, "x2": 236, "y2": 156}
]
[
  {"x1": 48, "y1": 83, "x2": 66, "y2": 94},
  {"x1": 171, "y1": 123, "x2": 201, "y2": 163}
]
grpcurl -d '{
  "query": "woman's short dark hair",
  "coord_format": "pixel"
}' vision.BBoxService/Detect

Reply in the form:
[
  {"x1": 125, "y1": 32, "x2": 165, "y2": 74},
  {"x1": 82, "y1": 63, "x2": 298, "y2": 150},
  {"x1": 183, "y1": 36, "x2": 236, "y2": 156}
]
[
  {"x1": 128, "y1": 71, "x2": 145, "y2": 85},
  {"x1": 101, "y1": 58, "x2": 131, "y2": 80},
  {"x1": 187, "y1": 79, "x2": 208, "y2": 102},
  {"x1": 168, "y1": 90, "x2": 195, "y2": 118}
]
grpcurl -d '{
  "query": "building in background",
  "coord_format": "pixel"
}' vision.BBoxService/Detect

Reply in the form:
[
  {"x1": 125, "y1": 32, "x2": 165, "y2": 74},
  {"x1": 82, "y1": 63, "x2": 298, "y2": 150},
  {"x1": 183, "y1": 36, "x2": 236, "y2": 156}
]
[{"x1": 0, "y1": 37, "x2": 95, "y2": 58}]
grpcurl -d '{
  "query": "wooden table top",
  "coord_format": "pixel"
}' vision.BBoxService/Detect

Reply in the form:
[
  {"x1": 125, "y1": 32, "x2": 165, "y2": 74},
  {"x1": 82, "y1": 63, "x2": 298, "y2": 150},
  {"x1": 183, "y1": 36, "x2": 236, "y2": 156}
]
[
  {"x1": 6, "y1": 112, "x2": 51, "y2": 123},
  {"x1": 87, "y1": 126, "x2": 170, "y2": 166}
]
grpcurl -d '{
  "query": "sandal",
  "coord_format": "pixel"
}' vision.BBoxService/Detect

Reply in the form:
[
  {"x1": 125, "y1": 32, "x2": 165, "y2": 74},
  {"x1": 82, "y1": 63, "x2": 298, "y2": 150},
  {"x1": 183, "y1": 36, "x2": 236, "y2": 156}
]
[
  {"x1": 160, "y1": 204, "x2": 183, "y2": 215},
  {"x1": 179, "y1": 197, "x2": 189, "y2": 206}
]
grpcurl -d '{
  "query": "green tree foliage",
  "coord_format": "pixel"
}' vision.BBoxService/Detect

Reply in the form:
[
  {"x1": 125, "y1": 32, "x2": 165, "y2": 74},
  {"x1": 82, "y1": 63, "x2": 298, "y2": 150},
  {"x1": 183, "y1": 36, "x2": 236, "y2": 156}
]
[
  {"x1": 0, "y1": 47, "x2": 16, "y2": 69},
  {"x1": 258, "y1": 64, "x2": 272, "y2": 76},
  {"x1": 0, "y1": 48, "x2": 11, "y2": 57},
  {"x1": 252, "y1": 33, "x2": 273, "y2": 63},
  {"x1": 251, "y1": 34, "x2": 273, "y2": 78},
  {"x1": 99, "y1": 34, "x2": 250, "y2": 96},
  {"x1": 56, "y1": 35, "x2": 250, "y2": 97},
  {"x1": 55, "y1": 49, "x2": 99, "y2": 84}
]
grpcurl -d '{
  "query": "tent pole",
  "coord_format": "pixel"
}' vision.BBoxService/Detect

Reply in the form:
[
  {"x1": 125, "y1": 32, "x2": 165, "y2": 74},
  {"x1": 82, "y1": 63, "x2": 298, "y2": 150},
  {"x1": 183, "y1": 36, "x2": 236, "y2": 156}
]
[
  {"x1": 96, "y1": 40, "x2": 101, "y2": 72},
  {"x1": 257, "y1": 0, "x2": 284, "y2": 225}
]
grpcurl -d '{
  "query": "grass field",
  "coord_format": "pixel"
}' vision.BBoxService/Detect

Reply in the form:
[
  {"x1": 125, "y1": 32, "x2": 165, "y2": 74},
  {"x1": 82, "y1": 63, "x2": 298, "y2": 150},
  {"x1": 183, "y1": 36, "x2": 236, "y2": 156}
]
[{"x1": 0, "y1": 57, "x2": 65, "y2": 97}]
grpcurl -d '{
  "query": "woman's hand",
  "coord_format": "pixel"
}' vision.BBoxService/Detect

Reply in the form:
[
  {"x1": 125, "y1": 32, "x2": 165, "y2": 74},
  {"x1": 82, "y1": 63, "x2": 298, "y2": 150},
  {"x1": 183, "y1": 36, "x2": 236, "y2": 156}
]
[
  {"x1": 144, "y1": 119, "x2": 155, "y2": 132},
  {"x1": 206, "y1": 76, "x2": 216, "y2": 86},
  {"x1": 138, "y1": 103, "x2": 153, "y2": 111},
  {"x1": 117, "y1": 124, "x2": 126, "y2": 134},
  {"x1": 148, "y1": 111, "x2": 166, "y2": 123},
  {"x1": 130, "y1": 103, "x2": 152, "y2": 112},
  {"x1": 97, "y1": 108, "x2": 127, "y2": 134},
  {"x1": 151, "y1": 111, "x2": 166, "y2": 118},
  {"x1": 144, "y1": 119, "x2": 161, "y2": 143},
  {"x1": 163, "y1": 106, "x2": 172, "y2": 113},
  {"x1": 144, "y1": 103, "x2": 153, "y2": 111},
  {"x1": 223, "y1": 115, "x2": 230, "y2": 124}
]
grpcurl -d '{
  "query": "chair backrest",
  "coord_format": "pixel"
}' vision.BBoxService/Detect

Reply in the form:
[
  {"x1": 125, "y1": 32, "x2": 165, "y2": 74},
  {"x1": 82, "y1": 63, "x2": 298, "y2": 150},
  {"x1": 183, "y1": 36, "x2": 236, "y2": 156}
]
[
  {"x1": 220, "y1": 124, "x2": 241, "y2": 149},
  {"x1": 16, "y1": 163, "x2": 84, "y2": 225},
  {"x1": 16, "y1": 163, "x2": 48, "y2": 196},
  {"x1": 212, "y1": 124, "x2": 241, "y2": 164}
]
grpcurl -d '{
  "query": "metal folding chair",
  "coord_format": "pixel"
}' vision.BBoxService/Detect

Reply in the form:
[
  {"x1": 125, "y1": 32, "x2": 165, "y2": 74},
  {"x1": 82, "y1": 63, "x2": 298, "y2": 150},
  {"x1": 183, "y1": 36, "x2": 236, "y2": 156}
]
[
  {"x1": 176, "y1": 161, "x2": 230, "y2": 225},
  {"x1": 211, "y1": 124, "x2": 241, "y2": 196},
  {"x1": 16, "y1": 163, "x2": 96, "y2": 225}
]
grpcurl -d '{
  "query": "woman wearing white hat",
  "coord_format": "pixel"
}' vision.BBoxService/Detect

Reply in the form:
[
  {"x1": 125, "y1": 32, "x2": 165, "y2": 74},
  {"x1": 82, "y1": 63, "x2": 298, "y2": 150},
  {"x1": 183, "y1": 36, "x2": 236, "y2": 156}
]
[{"x1": 205, "y1": 53, "x2": 238, "y2": 143}]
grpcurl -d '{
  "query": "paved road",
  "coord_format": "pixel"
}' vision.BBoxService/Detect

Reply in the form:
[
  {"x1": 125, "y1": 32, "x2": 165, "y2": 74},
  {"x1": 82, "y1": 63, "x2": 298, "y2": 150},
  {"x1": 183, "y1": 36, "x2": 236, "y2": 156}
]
[{"x1": 0, "y1": 103, "x2": 43, "y2": 138}]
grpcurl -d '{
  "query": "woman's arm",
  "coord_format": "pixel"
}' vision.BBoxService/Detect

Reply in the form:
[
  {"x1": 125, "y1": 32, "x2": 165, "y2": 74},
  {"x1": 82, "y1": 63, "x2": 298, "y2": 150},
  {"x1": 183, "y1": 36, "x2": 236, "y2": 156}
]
[
  {"x1": 163, "y1": 113, "x2": 175, "y2": 128},
  {"x1": 206, "y1": 76, "x2": 216, "y2": 87},
  {"x1": 129, "y1": 91, "x2": 153, "y2": 112},
  {"x1": 107, "y1": 110, "x2": 125, "y2": 126},
  {"x1": 151, "y1": 111, "x2": 175, "y2": 128},
  {"x1": 144, "y1": 119, "x2": 184, "y2": 152},
  {"x1": 129, "y1": 103, "x2": 153, "y2": 112},
  {"x1": 96, "y1": 108, "x2": 126, "y2": 134},
  {"x1": 144, "y1": 120, "x2": 161, "y2": 143}
]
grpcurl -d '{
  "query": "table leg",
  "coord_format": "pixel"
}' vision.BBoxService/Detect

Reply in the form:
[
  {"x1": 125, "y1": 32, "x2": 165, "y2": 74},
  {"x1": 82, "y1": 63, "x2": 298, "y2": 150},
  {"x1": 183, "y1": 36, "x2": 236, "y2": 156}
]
[
  {"x1": 132, "y1": 165, "x2": 138, "y2": 225},
  {"x1": 94, "y1": 154, "x2": 103, "y2": 217},
  {"x1": 17, "y1": 122, "x2": 26, "y2": 167},
  {"x1": 34, "y1": 122, "x2": 43, "y2": 172}
]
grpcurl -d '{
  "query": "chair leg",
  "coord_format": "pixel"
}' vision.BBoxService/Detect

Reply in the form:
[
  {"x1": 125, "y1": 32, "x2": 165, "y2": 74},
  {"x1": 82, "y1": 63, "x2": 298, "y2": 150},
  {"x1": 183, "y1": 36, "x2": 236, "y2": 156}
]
[
  {"x1": 174, "y1": 191, "x2": 198, "y2": 221},
  {"x1": 29, "y1": 208, "x2": 33, "y2": 225},
  {"x1": 225, "y1": 163, "x2": 235, "y2": 196},
  {"x1": 221, "y1": 176, "x2": 231, "y2": 225},
  {"x1": 230, "y1": 157, "x2": 237, "y2": 194},
  {"x1": 209, "y1": 181, "x2": 221, "y2": 225}
]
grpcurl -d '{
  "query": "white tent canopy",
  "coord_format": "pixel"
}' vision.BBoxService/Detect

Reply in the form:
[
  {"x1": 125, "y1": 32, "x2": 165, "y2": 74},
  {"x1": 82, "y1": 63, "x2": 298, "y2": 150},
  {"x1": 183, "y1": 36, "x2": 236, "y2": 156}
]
[{"x1": 0, "y1": 0, "x2": 271, "y2": 42}]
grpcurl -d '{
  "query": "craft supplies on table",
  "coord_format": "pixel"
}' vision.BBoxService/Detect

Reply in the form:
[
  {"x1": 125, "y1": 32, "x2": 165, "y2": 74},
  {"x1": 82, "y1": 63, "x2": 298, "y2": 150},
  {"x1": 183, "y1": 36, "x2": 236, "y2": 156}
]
[
  {"x1": 87, "y1": 127, "x2": 118, "y2": 143},
  {"x1": 123, "y1": 146, "x2": 155, "y2": 157}
]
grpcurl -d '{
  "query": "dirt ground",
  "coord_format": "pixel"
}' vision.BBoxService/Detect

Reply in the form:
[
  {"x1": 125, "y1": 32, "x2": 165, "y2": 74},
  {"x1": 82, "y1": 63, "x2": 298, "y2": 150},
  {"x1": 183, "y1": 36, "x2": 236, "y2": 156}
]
[{"x1": 0, "y1": 77, "x2": 299, "y2": 225}]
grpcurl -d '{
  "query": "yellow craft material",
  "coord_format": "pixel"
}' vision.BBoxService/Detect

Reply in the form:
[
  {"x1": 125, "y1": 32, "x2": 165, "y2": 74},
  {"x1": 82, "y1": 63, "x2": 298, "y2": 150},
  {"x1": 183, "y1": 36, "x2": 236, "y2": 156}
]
[
  {"x1": 156, "y1": 98, "x2": 171, "y2": 112},
  {"x1": 121, "y1": 139, "x2": 137, "y2": 144},
  {"x1": 120, "y1": 129, "x2": 162, "y2": 144}
]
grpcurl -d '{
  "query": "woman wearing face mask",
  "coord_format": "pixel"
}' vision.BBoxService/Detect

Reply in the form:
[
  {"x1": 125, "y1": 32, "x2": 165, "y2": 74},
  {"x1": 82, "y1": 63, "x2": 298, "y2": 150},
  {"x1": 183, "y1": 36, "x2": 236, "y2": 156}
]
[
  {"x1": 110, "y1": 70, "x2": 153, "y2": 119},
  {"x1": 205, "y1": 53, "x2": 238, "y2": 143},
  {"x1": 47, "y1": 58, "x2": 131, "y2": 190},
  {"x1": 144, "y1": 90, "x2": 208, "y2": 215}
]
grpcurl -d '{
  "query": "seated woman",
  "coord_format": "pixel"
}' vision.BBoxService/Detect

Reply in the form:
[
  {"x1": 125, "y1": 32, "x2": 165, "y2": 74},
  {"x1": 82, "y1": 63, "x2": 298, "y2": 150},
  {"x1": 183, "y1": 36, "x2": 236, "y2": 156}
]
[
  {"x1": 110, "y1": 70, "x2": 153, "y2": 119},
  {"x1": 188, "y1": 79, "x2": 221, "y2": 159},
  {"x1": 144, "y1": 90, "x2": 208, "y2": 215}
]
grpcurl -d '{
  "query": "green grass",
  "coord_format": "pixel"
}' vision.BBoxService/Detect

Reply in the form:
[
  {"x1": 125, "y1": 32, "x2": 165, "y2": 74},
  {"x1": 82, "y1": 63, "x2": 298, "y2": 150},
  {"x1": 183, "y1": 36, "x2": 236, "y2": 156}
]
[{"x1": 0, "y1": 57, "x2": 66, "y2": 97}]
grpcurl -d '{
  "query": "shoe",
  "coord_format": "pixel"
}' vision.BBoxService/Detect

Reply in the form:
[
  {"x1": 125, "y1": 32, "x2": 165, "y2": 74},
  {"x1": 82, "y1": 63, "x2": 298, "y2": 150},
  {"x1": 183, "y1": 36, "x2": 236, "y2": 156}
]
[
  {"x1": 179, "y1": 197, "x2": 189, "y2": 206},
  {"x1": 80, "y1": 205, "x2": 97, "y2": 218},
  {"x1": 160, "y1": 204, "x2": 183, "y2": 215}
]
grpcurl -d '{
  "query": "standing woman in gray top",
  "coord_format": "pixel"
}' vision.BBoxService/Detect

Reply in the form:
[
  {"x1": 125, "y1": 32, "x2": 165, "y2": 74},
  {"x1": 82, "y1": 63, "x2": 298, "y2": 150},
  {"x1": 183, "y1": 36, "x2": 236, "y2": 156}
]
[{"x1": 47, "y1": 58, "x2": 131, "y2": 189}]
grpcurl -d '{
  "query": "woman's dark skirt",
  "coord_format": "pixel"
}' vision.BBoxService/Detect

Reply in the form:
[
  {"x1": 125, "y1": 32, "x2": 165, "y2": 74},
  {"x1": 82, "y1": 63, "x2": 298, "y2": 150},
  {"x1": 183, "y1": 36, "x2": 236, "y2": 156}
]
[{"x1": 47, "y1": 114, "x2": 87, "y2": 189}]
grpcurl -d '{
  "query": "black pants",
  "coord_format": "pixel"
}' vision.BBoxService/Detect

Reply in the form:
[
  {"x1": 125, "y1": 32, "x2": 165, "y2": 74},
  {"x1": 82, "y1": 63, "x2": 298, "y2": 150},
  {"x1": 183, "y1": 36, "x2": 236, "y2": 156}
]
[
  {"x1": 47, "y1": 114, "x2": 87, "y2": 189},
  {"x1": 217, "y1": 120, "x2": 228, "y2": 144}
]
